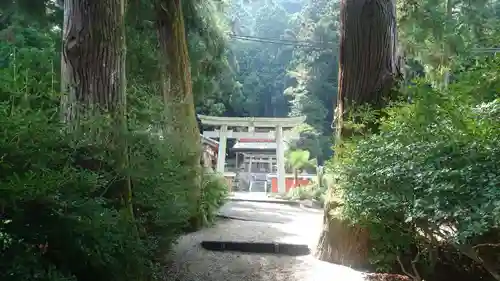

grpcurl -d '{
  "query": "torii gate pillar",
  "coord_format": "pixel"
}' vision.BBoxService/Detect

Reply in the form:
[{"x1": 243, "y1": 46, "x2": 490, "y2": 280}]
[
  {"x1": 216, "y1": 125, "x2": 228, "y2": 173},
  {"x1": 275, "y1": 125, "x2": 286, "y2": 194}
]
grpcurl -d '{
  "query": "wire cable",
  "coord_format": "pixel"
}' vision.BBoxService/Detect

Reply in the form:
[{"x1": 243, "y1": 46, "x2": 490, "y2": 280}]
[
  {"x1": 229, "y1": 34, "x2": 333, "y2": 50},
  {"x1": 230, "y1": 34, "x2": 499, "y2": 54},
  {"x1": 230, "y1": 34, "x2": 332, "y2": 48},
  {"x1": 231, "y1": 33, "x2": 337, "y2": 46}
]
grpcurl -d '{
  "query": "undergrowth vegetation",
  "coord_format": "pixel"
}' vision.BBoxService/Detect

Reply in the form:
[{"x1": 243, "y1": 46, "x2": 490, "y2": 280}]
[
  {"x1": 0, "y1": 16, "x2": 227, "y2": 281},
  {"x1": 330, "y1": 56, "x2": 500, "y2": 280},
  {"x1": 285, "y1": 183, "x2": 326, "y2": 205},
  {"x1": 200, "y1": 170, "x2": 230, "y2": 225}
]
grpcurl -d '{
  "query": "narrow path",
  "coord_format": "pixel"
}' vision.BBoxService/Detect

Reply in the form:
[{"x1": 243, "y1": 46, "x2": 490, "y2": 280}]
[{"x1": 165, "y1": 200, "x2": 367, "y2": 281}]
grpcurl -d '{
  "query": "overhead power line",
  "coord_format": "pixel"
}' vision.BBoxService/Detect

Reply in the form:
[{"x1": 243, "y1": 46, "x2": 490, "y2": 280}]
[
  {"x1": 229, "y1": 35, "x2": 324, "y2": 49},
  {"x1": 229, "y1": 34, "x2": 499, "y2": 55},
  {"x1": 232, "y1": 34, "x2": 336, "y2": 46},
  {"x1": 228, "y1": 33, "x2": 334, "y2": 50}
]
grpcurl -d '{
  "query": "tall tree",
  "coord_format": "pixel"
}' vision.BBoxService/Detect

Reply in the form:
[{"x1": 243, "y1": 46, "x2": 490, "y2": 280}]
[
  {"x1": 285, "y1": 0, "x2": 340, "y2": 163},
  {"x1": 285, "y1": 149, "x2": 316, "y2": 187},
  {"x1": 60, "y1": 0, "x2": 132, "y2": 216},
  {"x1": 316, "y1": 0, "x2": 401, "y2": 268},
  {"x1": 397, "y1": 0, "x2": 500, "y2": 87},
  {"x1": 183, "y1": 1, "x2": 240, "y2": 117},
  {"x1": 61, "y1": 0, "x2": 126, "y2": 123},
  {"x1": 229, "y1": 0, "x2": 297, "y2": 117},
  {"x1": 155, "y1": 0, "x2": 202, "y2": 228}
]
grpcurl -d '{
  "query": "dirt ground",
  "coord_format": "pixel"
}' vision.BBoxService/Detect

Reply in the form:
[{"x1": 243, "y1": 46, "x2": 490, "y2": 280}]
[{"x1": 164, "y1": 201, "x2": 369, "y2": 281}]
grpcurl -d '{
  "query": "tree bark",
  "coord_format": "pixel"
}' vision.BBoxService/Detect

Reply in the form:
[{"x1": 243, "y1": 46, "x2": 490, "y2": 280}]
[
  {"x1": 317, "y1": 0, "x2": 401, "y2": 268},
  {"x1": 60, "y1": 0, "x2": 133, "y2": 217},
  {"x1": 156, "y1": 0, "x2": 202, "y2": 229},
  {"x1": 335, "y1": 0, "x2": 401, "y2": 137},
  {"x1": 61, "y1": 0, "x2": 127, "y2": 122}
]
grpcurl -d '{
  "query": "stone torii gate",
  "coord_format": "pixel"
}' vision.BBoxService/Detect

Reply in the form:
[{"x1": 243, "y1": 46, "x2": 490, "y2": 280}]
[{"x1": 197, "y1": 115, "x2": 305, "y2": 193}]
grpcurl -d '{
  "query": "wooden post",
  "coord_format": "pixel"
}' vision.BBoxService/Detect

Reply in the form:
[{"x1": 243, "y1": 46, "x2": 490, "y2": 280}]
[
  {"x1": 275, "y1": 125, "x2": 286, "y2": 193},
  {"x1": 216, "y1": 125, "x2": 227, "y2": 173}
]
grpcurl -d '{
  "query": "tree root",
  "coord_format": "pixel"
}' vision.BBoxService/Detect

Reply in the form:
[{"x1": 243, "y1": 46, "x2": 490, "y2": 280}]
[{"x1": 316, "y1": 201, "x2": 370, "y2": 269}]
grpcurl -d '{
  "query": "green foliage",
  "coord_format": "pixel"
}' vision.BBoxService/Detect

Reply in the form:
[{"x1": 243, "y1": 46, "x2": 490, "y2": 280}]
[
  {"x1": 285, "y1": 149, "x2": 315, "y2": 171},
  {"x1": 284, "y1": 0, "x2": 339, "y2": 162},
  {"x1": 285, "y1": 183, "x2": 326, "y2": 204},
  {"x1": 199, "y1": 170, "x2": 229, "y2": 226},
  {"x1": 284, "y1": 149, "x2": 326, "y2": 204},
  {"x1": 228, "y1": 0, "x2": 298, "y2": 117},
  {"x1": 124, "y1": 0, "x2": 239, "y2": 117},
  {"x1": 397, "y1": 0, "x2": 500, "y2": 86},
  {"x1": 185, "y1": 0, "x2": 244, "y2": 116},
  {"x1": 0, "y1": 55, "x2": 191, "y2": 281},
  {"x1": 128, "y1": 132, "x2": 193, "y2": 253},
  {"x1": 333, "y1": 55, "x2": 500, "y2": 278},
  {"x1": 0, "y1": 7, "x2": 229, "y2": 281},
  {"x1": 287, "y1": 185, "x2": 314, "y2": 200},
  {"x1": 0, "y1": 87, "x2": 147, "y2": 281}
]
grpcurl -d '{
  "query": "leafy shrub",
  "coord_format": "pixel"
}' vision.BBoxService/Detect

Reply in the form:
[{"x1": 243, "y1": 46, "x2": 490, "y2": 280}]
[
  {"x1": 199, "y1": 170, "x2": 229, "y2": 226},
  {"x1": 0, "y1": 102, "x2": 215, "y2": 281},
  {"x1": 0, "y1": 96, "x2": 148, "y2": 281},
  {"x1": 128, "y1": 131, "x2": 193, "y2": 259},
  {"x1": 286, "y1": 185, "x2": 313, "y2": 200},
  {"x1": 0, "y1": 21, "x2": 222, "y2": 281},
  {"x1": 284, "y1": 184, "x2": 326, "y2": 207},
  {"x1": 334, "y1": 56, "x2": 500, "y2": 279}
]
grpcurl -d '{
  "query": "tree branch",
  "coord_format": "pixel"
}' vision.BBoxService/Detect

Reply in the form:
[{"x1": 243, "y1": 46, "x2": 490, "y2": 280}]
[
  {"x1": 473, "y1": 243, "x2": 500, "y2": 250},
  {"x1": 454, "y1": 243, "x2": 500, "y2": 281},
  {"x1": 396, "y1": 248, "x2": 422, "y2": 281}
]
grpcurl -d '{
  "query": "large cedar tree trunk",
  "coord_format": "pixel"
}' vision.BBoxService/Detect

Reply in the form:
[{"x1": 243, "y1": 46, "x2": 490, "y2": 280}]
[
  {"x1": 316, "y1": 0, "x2": 401, "y2": 268},
  {"x1": 60, "y1": 0, "x2": 132, "y2": 216},
  {"x1": 156, "y1": 0, "x2": 202, "y2": 229},
  {"x1": 61, "y1": 0, "x2": 127, "y2": 122}
]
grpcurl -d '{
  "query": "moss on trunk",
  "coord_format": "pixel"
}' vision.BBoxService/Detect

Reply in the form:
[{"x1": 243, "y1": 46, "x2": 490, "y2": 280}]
[{"x1": 156, "y1": 0, "x2": 202, "y2": 229}]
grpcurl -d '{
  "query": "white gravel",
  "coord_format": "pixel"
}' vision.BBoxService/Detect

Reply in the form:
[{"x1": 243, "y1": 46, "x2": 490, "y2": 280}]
[{"x1": 164, "y1": 201, "x2": 366, "y2": 281}]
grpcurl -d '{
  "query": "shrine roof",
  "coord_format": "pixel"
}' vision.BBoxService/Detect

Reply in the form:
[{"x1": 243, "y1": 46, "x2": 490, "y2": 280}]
[
  {"x1": 232, "y1": 141, "x2": 277, "y2": 151},
  {"x1": 238, "y1": 138, "x2": 274, "y2": 143}
]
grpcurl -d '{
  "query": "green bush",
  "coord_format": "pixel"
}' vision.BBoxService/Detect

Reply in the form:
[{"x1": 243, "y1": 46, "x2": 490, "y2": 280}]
[
  {"x1": 286, "y1": 185, "x2": 311, "y2": 200},
  {"x1": 0, "y1": 20, "x2": 225, "y2": 281},
  {"x1": 0, "y1": 104, "x2": 215, "y2": 281},
  {"x1": 334, "y1": 56, "x2": 500, "y2": 278},
  {"x1": 199, "y1": 170, "x2": 229, "y2": 226},
  {"x1": 128, "y1": 131, "x2": 193, "y2": 258},
  {"x1": 285, "y1": 182, "x2": 327, "y2": 204},
  {"x1": 0, "y1": 98, "x2": 147, "y2": 281}
]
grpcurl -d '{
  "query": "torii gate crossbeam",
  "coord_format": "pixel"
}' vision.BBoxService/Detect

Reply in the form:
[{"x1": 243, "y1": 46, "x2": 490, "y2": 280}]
[{"x1": 197, "y1": 115, "x2": 305, "y2": 193}]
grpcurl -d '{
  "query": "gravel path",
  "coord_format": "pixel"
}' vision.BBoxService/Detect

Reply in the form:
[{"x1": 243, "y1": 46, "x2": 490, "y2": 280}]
[{"x1": 165, "y1": 201, "x2": 366, "y2": 281}]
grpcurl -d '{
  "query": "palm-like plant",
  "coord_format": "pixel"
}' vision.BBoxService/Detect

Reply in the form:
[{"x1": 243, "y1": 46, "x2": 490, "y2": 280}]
[{"x1": 285, "y1": 149, "x2": 316, "y2": 188}]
